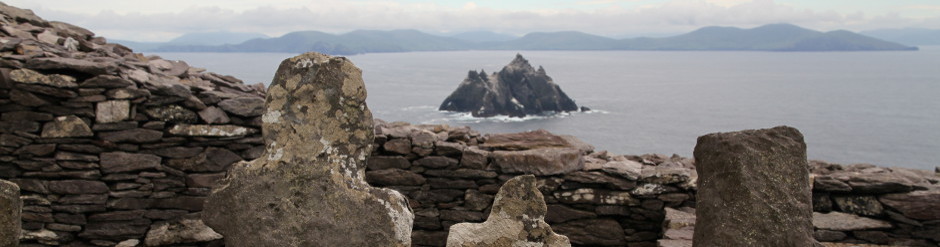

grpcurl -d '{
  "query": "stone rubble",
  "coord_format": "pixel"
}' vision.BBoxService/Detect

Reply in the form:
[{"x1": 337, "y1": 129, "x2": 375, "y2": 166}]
[{"x1": 370, "y1": 122, "x2": 697, "y2": 247}]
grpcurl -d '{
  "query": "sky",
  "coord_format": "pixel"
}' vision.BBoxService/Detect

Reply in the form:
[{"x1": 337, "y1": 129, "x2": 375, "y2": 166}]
[{"x1": 6, "y1": 0, "x2": 940, "y2": 42}]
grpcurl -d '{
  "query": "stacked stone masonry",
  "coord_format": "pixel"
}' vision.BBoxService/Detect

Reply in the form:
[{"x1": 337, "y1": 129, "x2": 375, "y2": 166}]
[
  {"x1": 1, "y1": 4, "x2": 263, "y2": 246},
  {"x1": 368, "y1": 123, "x2": 699, "y2": 247},
  {"x1": 1, "y1": 3, "x2": 938, "y2": 246}
]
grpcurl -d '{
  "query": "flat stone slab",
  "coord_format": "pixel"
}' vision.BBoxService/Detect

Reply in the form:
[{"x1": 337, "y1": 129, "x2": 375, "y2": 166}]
[
  {"x1": 813, "y1": 212, "x2": 892, "y2": 231},
  {"x1": 878, "y1": 190, "x2": 940, "y2": 221},
  {"x1": 659, "y1": 239, "x2": 693, "y2": 247},
  {"x1": 10, "y1": 68, "x2": 77, "y2": 88},
  {"x1": 493, "y1": 147, "x2": 583, "y2": 176},
  {"x1": 168, "y1": 124, "x2": 257, "y2": 137}
]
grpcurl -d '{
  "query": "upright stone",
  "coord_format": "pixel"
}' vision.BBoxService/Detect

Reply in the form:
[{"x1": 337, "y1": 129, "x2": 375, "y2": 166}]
[
  {"x1": 1, "y1": 179, "x2": 22, "y2": 247},
  {"x1": 203, "y1": 52, "x2": 413, "y2": 246},
  {"x1": 692, "y1": 126, "x2": 819, "y2": 247},
  {"x1": 447, "y1": 175, "x2": 570, "y2": 247}
]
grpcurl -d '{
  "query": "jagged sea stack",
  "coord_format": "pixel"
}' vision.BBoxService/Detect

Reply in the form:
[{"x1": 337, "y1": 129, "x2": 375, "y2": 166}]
[
  {"x1": 447, "y1": 175, "x2": 570, "y2": 247},
  {"x1": 203, "y1": 53, "x2": 414, "y2": 246},
  {"x1": 1, "y1": 180, "x2": 21, "y2": 247},
  {"x1": 439, "y1": 54, "x2": 579, "y2": 118},
  {"x1": 692, "y1": 126, "x2": 820, "y2": 247}
]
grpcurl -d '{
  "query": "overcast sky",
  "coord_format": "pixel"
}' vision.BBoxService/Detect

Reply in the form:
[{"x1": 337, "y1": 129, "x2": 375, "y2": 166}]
[{"x1": 7, "y1": 0, "x2": 940, "y2": 42}]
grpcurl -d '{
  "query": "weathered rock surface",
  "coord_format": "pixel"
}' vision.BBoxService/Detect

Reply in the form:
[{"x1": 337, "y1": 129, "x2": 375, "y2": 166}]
[
  {"x1": 692, "y1": 126, "x2": 819, "y2": 247},
  {"x1": 553, "y1": 188, "x2": 636, "y2": 205},
  {"x1": 168, "y1": 124, "x2": 257, "y2": 137},
  {"x1": 446, "y1": 175, "x2": 570, "y2": 247},
  {"x1": 832, "y1": 196, "x2": 883, "y2": 216},
  {"x1": 813, "y1": 212, "x2": 892, "y2": 231},
  {"x1": 10, "y1": 68, "x2": 77, "y2": 88},
  {"x1": 439, "y1": 54, "x2": 579, "y2": 118},
  {"x1": 481, "y1": 129, "x2": 575, "y2": 151},
  {"x1": 99, "y1": 152, "x2": 161, "y2": 174},
  {"x1": 878, "y1": 190, "x2": 940, "y2": 220},
  {"x1": 144, "y1": 214, "x2": 222, "y2": 246},
  {"x1": 40, "y1": 115, "x2": 93, "y2": 138},
  {"x1": 493, "y1": 148, "x2": 582, "y2": 176},
  {"x1": 551, "y1": 219, "x2": 625, "y2": 246},
  {"x1": 203, "y1": 52, "x2": 413, "y2": 246},
  {"x1": 657, "y1": 207, "x2": 696, "y2": 247},
  {"x1": 485, "y1": 130, "x2": 587, "y2": 176},
  {"x1": 217, "y1": 97, "x2": 263, "y2": 117},
  {"x1": 1, "y1": 180, "x2": 21, "y2": 247},
  {"x1": 95, "y1": 100, "x2": 130, "y2": 123},
  {"x1": 584, "y1": 155, "x2": 643, "y2": 180}
]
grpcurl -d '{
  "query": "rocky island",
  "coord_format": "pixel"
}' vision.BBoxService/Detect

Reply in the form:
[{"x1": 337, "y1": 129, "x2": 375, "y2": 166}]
[{"x1": 439, "y1": 54, "x2": 582, "y2": 118}]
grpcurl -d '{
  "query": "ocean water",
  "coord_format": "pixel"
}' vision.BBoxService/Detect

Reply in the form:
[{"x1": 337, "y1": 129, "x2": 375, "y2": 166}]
[{"x1": 155, "y1": 49, "x2": 940, "y2": 170}]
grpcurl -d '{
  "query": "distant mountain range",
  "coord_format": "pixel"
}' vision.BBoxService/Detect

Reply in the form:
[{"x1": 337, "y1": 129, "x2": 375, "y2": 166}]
[
  {"x1": 119, "y1": 24, "x2": 918, "y2": 55},
  {"x1": 445, "y1": 31, "x2": 518, "y2": 43},
  {"x1": 114, "y1": 31, "x2": 268, "y2": 51},
  {"x1": 860, "y1": 28, "x2": 940, "y2": 46}
]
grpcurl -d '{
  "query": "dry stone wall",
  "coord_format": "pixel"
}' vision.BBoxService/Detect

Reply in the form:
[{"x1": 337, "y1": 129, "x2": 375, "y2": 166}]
[
  {"x1": 367, "y1": 122, "x2": 698, "y2": 247},
  {"x1": 1, "y1": 4, "x2": 265, "y2": 246},
  {"x1": 807, "y1": 161, "x2": 940, "y2": 246}
]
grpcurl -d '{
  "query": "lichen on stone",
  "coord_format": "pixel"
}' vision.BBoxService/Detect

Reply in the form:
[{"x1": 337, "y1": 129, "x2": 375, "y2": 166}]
[{"x1": 202, "y1": 52, "x2": 413, "y2": 246}]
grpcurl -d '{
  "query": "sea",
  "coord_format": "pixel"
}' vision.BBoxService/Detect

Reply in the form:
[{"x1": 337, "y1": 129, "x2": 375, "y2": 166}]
[{"x1": 154, "y1": 48, "x2": 940, "y2": 170}]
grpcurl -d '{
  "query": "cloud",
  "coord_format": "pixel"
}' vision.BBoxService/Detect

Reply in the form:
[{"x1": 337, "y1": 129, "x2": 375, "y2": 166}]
[{"x1": 13, "y1": 0, "x2": 940, "y2": 42}]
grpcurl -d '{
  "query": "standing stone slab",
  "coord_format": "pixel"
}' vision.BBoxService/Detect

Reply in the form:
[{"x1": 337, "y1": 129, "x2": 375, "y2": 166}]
[
  {"x1": 447, "y1": 175, "x2": 570, "y2": 247},
  {"x1": 692, "y1": 126, "x2": 819, "y2": 247},
  {"x1": 203, "y1": 53, "x2": 413, "y2": 246},
  {"x1": 1, "y1": 179, "x2": 21, "y2": 247}
]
